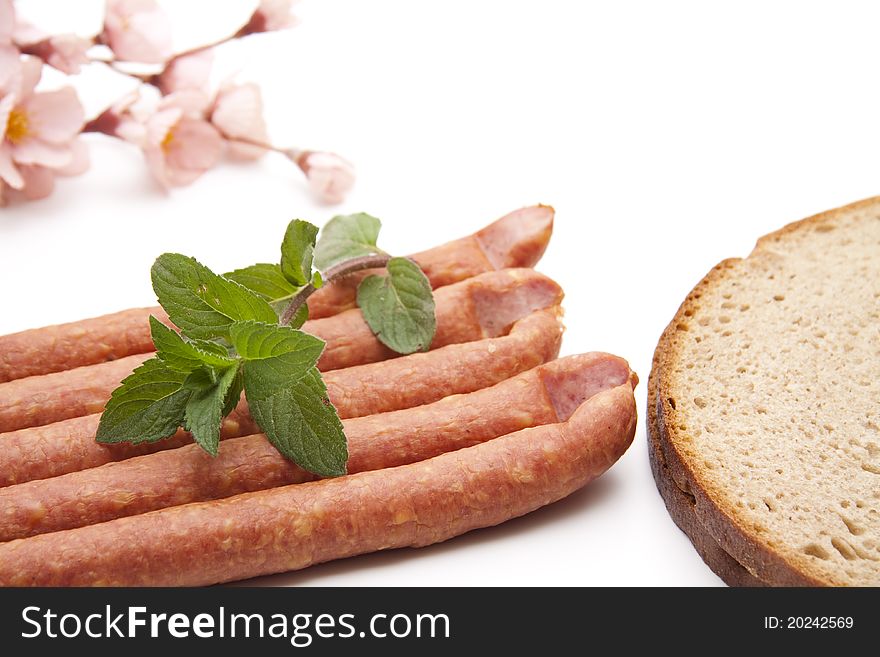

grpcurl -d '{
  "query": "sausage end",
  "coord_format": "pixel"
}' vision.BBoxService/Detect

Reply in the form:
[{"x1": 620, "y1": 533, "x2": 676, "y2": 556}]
[
  {"x1": 540, "y1": 353, "x2": 635, "y2": 422},
  {"x1": 471, "y1": 269, "x2": 564, "y2": 337},
  {"x1": 475, "y1": 205, "x2": 555, "y2": 270}
]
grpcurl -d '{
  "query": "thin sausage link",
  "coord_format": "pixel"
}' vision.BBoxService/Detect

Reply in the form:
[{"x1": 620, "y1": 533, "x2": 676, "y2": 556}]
[
  {"x1": 0, "y1": 307, "x2": 564, "y2": 486},
  {"x1": 0, "y1": 353, "x2": 634, "y2": 541},
  {"x1": 0, "y1": 206, "x2": 554, "y2": 382},
  {"x1": 0, "y1": 268, "x2": 562, "y2": 434},
  {"x1": 0, "y1": 382, "x2": 636, "y2": 587}
]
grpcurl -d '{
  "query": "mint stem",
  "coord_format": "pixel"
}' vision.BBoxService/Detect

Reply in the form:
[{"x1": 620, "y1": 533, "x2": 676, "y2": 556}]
[{"x1": 279, "y1": 254, "x2": 391, "y2": 326}]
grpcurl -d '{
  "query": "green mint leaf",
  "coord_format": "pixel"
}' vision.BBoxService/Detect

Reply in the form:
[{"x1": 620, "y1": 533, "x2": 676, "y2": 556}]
[
  {"x1": 311, "y1": 271, "x2": 324, "y2": 289},
  {"x1": 243, "y1": 365, "x2": 348, "y2": 476},
  {"x1": 152, "y1": 253, "x2": 277, "y2": 340},
  {"x1": 229, "y1": 321, "x2": 324, "y2": 372},
  {"x1": 183, "y1": 363, "x2": 240, "y2": 456},
  {"x1": 189, "y1": 339, "x2": 234, "y2": 359},
  {"x1": 280, "y1": 219, "x2": 319, "y2": 286},
  {"x1": 313, "y1": 213, "x2": 385, "y2": 271},
  {"x1": 150, "y1": 317, "x2": 236, "y2": 371},
  {"x1": 225, "y1": 263, "x2": 298, "y2": 302},
  {"x1": 221, "y1": 366, "x2": 245, "y2": 416},
  {"x1": 356, "y1": 256, "x2": 437, "y2": 354},
  {"x1": 96, "y1": 357, "x2": 190, "y2": 445}
]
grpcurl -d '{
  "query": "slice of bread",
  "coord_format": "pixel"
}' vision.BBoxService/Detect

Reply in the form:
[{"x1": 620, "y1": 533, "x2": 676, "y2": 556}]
[{"x1": 649, "y1": 197, "x2": 880, "y2": 586}]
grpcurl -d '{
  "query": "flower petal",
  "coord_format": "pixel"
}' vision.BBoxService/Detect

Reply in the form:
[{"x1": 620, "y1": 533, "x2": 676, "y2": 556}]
[
  {"x1": 0, "y1": 0, "x2": 13, "y2": 43},
  {"x1": 143, "y1": 143, "x2": 171, "y2": 189},
  {"x1": 12, "y1": 20, "x2": 45, "y2": 45},
  {"x1": 103, "y1": 0, "x2": 172, "y2": 64},
  {"x1": 165, "y1": 117, "x2": 223, "y2": 172},
  {"x1": 300, "y1": 151, "x2": 356, "y2": 204},
  {"x1": 0, "y1": 43, "x2": 21, "y2": 95},
  {"x1": 160, "y1": 89, "x2": 212, "y2": 118},
  {"x1": 142, "y1": 115, "x2": 223, "y2": 188},
  {"x1": 56, "y1": 138, "x2": 90, "y2": 176},
  {"x1": 12, "y1": 139, "x2": 72, "y2": 168},
  {"x1": 0, "y1": 143, "x2": 23, "y2": 188},
  {"x1": 23, "y1": 87, "x2": 85, "y2": 143},
  {"x1": 259, "y1": 0, "x2": 298, "y2": 31},
  {"x1": 0, "y1": 93, "x2": 13, "y2": 141},
  {"x1": 115, "y1": 116, "x2": 147, "y2": 145},
  {"x1": 19, "y1": 164, "x2": 55, "y2": 200},
  {"x1": 161, "y1": 162, "x2": 203, "y2": 187},
  {"x1": 157, "y1": 50, "x2": 213, "y2": 95},
  {"x1": 18, "y1": 55, "x2": 42, "y2": 97},
  {"x1": 145, "y1": 106, "x2": 182, "y2": 146},
  {"x1": 240, "y1": 0, "x2": 297, "y2": 35},
  {"x1": 211, "y1": 82, "x2": 268, "y2": 142},
  {"x1": 46, "y1": 34, "x2": 92, "y2": 75}
]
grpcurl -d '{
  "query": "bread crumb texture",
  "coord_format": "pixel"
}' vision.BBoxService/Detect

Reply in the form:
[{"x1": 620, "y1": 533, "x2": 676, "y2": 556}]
[{"x1": 663, "y1": 199, "x2": 880, "y2": 585}]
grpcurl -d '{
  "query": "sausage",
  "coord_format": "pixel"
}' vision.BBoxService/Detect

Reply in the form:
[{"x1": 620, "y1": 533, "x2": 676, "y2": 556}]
[
  {"x1": 0, "y1": 353, "x2": 635, "y2": 541},
  {"x1": 0, "y1": 307, "x2": 563, "y2": 486},
  {"x1": 320, "y1": 306, "x2": 562, "y2": 418},
  {"x1": 0, "y1": 381, "x2": 637, "y2": 586},
  {"x1": 0, "y1": 354, "x2": 151, "y2": 434},
  {"x1": 0, "y1": 409, "x2": 260, "y2": 488},
  {"x1": 306, "y1": 204, "x2": 555, "y2": 319},
  {"x1": 0, "y1": 269, "x2": 563, "y2": 433},
  {"x1": 0, "y1": 206, "x2": 555, "y2": 383},
  {"x1": 0, "y1": 307, "x2": 169, "y2": 384},
  {"x1": 314, "y1": 267, "x2": 561, "y2": 370}
]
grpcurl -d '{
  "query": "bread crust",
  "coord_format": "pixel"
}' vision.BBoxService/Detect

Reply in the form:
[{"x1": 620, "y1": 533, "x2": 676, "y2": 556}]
[
  {"x1": 648, "y1": 358, "x2": 764, "y2": 587},
  {"x1": 647, "y1": 196, "x2": 880, "y2": 586}
]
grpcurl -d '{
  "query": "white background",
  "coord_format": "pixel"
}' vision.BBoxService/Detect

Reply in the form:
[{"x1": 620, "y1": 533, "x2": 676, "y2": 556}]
[{"x1": 3, "y1": 0, "x2": 880, "y2": 586}]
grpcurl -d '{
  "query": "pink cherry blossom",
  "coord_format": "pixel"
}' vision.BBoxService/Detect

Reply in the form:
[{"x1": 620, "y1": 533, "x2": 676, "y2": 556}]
[
  {"x1": 1, "y1": 162, "x2": 55, "y2": 203},
  {"x1": 3, "y1": 6, "x2": 91, "y2": 75},
  {"x1": 9, "y1": 18, "x2": 40, "y2": 44},
  {"x1": 0, "y1": 44, "x2": 19, "y2": 92},
  {"x1": 0, "y1": 0, "x2": 13, "y2": 44},
  {"x1": 238, "y1": 0, "x2": 297, "y2": 36},
  {"x1": 83, "y1": 90, "x2": 147, "y2": 144},
  {"x1": 0, "y1": 135, "x2": 90, "y2": 206},
  {"x1": 210, "y1": 82, "x2": 268, "y2": 160},
  {"x1": 0, "y1": 54, "x2": 86, "y2": 193},
  {"x1": 155, "y1": 49, "x2": 213, "y2": 95},
  {"x1": 19, "y1": 164, "x2": 55, "y2": 199},
  {"x1": 57, "y1": 137, "x2": 91, "y2": 177},
  {"x1": 292, "y1": 150, "x2": 355, "y2": 204},
  {"x1": 102, "y1": 0, "x2": 172, "y2": 64},
  {"x1": 142, "y1": 93, "x2": 223, "y2": 188},
  {"x1": 17, "y1": 30, "x2": 92, "y2": 75},
  {"x1": 160, "y1": 89, "x2": 212, "y2": 116}
]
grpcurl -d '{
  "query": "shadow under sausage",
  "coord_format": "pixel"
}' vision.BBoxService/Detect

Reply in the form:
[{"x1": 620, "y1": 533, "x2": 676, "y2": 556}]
[{"x1": 231, "y1": 469, "x2": 623, "y2": 587}]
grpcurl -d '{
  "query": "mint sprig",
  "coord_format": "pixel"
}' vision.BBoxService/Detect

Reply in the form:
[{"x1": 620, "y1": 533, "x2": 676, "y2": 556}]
[
  {"x1": 229, "y1": 320, "x2": 325, "y2": 371},
  {"x1": 224, "y1": 263, "x2": 297, "y2": 301},
  {"x1": 244, "y1": 365, "x2": 347, "y2": 476},
  {"x1": 152, "y1": 253, "x2": 277, "y2": 340},
  {"x1": 96, "y1": 357, "x2": 191, "y2": 445},
  {"x1": 281, "y1": 219, "x2": 321, "y2": 288},
  {"x1": 97, "y1": 212, "x2": 437, "y2": 476},
  {"x1": 313, "y1": 212, "x2": 385, "y2": 271},
  {"x1": 357, "y1": 257, "x2": 436, "y2": 354},
  {"x1": 183, "y1": 364, "x2": 241, "y2": 456},
  {"x1": 149, "y1": 317, "x2": 236, "y2": 371}
]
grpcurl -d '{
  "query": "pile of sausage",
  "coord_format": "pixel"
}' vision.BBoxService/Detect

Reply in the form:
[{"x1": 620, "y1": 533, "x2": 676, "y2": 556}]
[{"x1": 0, "y1": 206, "x2": 638, "y2": 586}]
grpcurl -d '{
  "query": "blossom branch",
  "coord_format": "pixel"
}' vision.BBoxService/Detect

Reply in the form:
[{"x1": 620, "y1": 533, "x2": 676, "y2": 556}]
[{"x1": 1, "y1": 0, "x2": 355, "y2": 206}]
